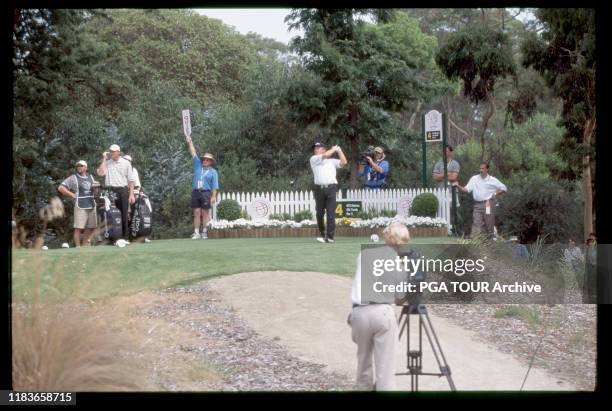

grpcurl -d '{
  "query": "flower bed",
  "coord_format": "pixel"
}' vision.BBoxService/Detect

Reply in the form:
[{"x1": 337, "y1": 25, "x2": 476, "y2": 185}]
[{"x1": 207, "y1": 217, "x2": 448, "y2": 239}]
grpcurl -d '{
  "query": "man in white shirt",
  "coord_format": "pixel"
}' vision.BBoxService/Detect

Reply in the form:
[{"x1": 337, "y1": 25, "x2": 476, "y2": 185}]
[
  {"x1": 310, "y1": 141, "x2": 347, "y2": 243},
  {"x1": 97, "y1": 144, "x2": 135, "y2": 240},
  {"x1": 453, "y1": 162, "x2": 506, "y2": 240}
]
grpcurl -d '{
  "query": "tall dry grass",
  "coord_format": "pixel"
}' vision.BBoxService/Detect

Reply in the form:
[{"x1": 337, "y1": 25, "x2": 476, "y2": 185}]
[
  {"x1": 12, "y1": 197, "x2": 146, "y2": 391},
  {"x1": 12, "y1": 303, "x2": 145, "y2": 391}
]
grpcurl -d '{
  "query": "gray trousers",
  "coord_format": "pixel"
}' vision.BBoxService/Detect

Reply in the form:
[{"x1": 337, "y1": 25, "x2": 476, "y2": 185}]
[
  {"x1": 350, "y1": 304, "x2": 398, "y2": 391},
  {"x1": 472, "y1": 200, "x2": 495, "y2": 239}
]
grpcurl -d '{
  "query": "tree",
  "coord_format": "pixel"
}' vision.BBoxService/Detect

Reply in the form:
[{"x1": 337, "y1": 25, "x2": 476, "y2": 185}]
[
  {"x1": 88, "y1": 9, "x2": 254, "y2": 103},
  {"x1": 435, "y1": 24, "x2": 516, "y2": 160},
  {"x1": 286, "y1": 9, "x2": 442, "y2": 187},
  {"x1": 13, "y1": 9, "x2": 124, "y2": 239},
  {"x1": 521, "y1": 8, "x2": 595, "y2": 241}
]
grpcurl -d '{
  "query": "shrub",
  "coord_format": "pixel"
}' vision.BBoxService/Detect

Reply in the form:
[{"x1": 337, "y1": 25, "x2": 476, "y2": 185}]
[
  {"x1": 354, "y1": 208, "x2": 396, "y2": 219},
  {"x1": 270, "y1": 212, "x2": 292, "y2": 221},
  {"x1": 410, "y1": 193, "x2": 438, "y2": 217},
  {"x1": 216, "y1": 199, "x2": 242, "y2": 221},
  {"x1": 496, "y1": 174, "x2": 582, "y2": 243},
  {"x1": 293, "y1": 209, "x2": 313, "y2": 222}
]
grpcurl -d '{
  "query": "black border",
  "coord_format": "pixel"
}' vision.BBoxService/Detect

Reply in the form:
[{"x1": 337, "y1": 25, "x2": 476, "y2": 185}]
[{"x1": 5, "y1": 1, "x2": 612, "y2": 403}]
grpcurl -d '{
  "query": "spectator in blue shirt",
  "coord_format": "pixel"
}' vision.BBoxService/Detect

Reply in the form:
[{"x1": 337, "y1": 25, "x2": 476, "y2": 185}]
[
  {"x1": 184, "y1": 131, "x2": 219, "y2": 239},
  {"x1": 358, "y1": 146, "x2": 389, "y2": 190}
]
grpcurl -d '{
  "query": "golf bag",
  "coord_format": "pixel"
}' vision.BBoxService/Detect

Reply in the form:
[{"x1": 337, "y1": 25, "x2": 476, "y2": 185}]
[
  {"x1": 96, "y1": 189, "x2": 123, "y2": 242},
  {"x1": 129, "y1": 194, "x2": 152, "y2": 239}
]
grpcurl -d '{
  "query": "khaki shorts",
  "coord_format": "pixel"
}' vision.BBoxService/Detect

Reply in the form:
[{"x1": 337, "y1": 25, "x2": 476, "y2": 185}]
[{"x1": 74, "y1": 205, "x2": 97, "y2": 229}]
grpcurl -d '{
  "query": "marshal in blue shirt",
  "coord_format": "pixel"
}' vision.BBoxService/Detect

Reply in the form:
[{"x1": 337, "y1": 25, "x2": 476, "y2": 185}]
[{"x1": 192, "y1": 156, "x2": 219, "y2": 190}]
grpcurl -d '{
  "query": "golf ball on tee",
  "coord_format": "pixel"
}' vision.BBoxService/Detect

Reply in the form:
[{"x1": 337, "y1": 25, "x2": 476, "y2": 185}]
[{"x1": 370, "y1": 234, "x2": 379, "y2": 243}]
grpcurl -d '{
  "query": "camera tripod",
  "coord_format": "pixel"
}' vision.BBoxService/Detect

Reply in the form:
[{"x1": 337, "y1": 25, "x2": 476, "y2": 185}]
[{"x1": 396, "y1": 304, "x2": 456, "y2": 391}]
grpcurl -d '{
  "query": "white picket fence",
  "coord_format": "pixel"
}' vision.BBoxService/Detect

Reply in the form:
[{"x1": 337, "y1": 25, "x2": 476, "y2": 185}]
[{"x1": 213, "y1": 188, "x2": 452, "y2": 232}]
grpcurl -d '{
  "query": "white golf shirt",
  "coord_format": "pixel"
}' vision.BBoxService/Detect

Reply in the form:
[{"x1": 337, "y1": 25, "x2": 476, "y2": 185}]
[
  {"x1": 464, "y1": 174, "x2": 507, "y2": 202},
  {"x1": 310, "y1": 155, "x2": 341, "y2": 186}
]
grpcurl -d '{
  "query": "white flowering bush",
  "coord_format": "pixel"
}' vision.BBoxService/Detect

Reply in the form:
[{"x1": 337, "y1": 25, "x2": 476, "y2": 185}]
[
  {"x1": 208, "y1": 219, "x2": 318, "y2": 230},
  {"x1": 208, "y1": 216, "x2": 446, "y2": 230},
  {"x1": 349, "y1": 216, "x2": 447, "y2": 229}
]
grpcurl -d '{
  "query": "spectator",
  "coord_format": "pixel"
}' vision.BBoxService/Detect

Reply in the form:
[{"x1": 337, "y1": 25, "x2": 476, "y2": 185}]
[{"x1": 432, "y1": 146, "x2": 460, "y2": 188}]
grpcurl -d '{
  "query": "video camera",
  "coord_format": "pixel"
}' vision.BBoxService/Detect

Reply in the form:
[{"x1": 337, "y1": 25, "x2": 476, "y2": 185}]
[
  {"x1": 397, "y1": 249, "x2": 426, "y2": 306},
  {"x1": 360, "y1": 145, "x2": 376, "y2": 163}
]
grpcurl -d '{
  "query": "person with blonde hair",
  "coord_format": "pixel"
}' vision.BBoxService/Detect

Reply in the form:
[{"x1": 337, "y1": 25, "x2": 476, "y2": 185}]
[{"x1": 348, "y1": 222, "x2": 410, "y2": 391}]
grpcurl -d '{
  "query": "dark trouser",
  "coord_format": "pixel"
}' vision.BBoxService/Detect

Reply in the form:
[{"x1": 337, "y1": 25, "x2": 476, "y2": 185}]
[
  {"x1": 314, "y1": 185, "x2": 337, "y2": 240},
  {"x1": 472, "y1": 200, "x2": 495, "y2": 239},
  {"x1": 110, "y1": 186, "x2": 129, "y2": 239}
]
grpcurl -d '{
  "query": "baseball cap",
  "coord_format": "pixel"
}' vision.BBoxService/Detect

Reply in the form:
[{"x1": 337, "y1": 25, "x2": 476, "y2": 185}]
[
  {"x1": 374, "y1": 146, "x2": 384, "y2": 153},
  {"x1": 123, "y1": 155, "x2": 132, "y2": 162},
  {"x1": 201, "y1": 153, "x2": 215, "y2": 162},
  {"x1": 312, "y1": 142, "x2": 325, "y2": 149},
  {"x1": 76, "y1": 160, "x2": 87, "y2": 167},
  {"x1": 109, "y1": 144, "x2": 120, "y2": 152}
]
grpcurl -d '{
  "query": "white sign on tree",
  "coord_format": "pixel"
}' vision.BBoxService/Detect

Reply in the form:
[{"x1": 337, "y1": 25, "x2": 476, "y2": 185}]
[
  {"x1": 182, "y1": 109, "x2": 192, "y2": 136},
  {"x1": 424, "y1": 110, "x2": 443, "y2": 143}
]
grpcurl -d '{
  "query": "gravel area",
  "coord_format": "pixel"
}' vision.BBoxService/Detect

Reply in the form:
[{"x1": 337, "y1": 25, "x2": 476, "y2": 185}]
[
  {"x1": 134, "y1": 283, "x2": 353, "y2": 391},
  {"x1": 14, "y1": 268, "x2": 596, "y2": 392},
  {"x1": 428, "y1": 303, "x2": 596, "y2": 391}
]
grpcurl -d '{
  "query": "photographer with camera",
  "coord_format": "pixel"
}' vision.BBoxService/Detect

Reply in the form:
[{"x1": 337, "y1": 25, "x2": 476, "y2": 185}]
[
  {"x1": 358, "y1": 146, "x2": 389, "y2": 190},
  {"x1": 348, "y1": 222, "x2": 413, "y2": 391}
]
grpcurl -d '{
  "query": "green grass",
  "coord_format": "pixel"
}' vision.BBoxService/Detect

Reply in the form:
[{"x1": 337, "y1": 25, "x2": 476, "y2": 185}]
[
  {"x1": 12, "y1": 236, "x2": 456, "y2": 303},
  {"x1": 493, "y1": 305, "x2": 543, "y2": 327}
]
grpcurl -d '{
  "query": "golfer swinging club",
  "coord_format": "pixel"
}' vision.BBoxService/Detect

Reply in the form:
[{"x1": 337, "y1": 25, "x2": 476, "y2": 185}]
[{"x1": 309, "y1": 141, "x2": 347, "y2": 243}]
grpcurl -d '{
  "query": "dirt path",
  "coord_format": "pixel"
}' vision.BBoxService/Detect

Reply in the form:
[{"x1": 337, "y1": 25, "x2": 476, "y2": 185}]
[
  {"x1": 207, "y1": 271, "x2": 581, "y2": 391},
  {"x1": 40, "y1": 271, "x2": 593, "y2": 391}
]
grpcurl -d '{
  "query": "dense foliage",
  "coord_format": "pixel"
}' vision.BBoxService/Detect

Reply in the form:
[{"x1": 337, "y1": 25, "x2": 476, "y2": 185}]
[{"x1": 12, "y1": 8, "x2": 592, "y2": 243}]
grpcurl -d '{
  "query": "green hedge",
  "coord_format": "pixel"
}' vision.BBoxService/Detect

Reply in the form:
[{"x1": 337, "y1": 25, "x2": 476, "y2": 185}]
[
  {"x1": 410, "y1": 193, "x2": 438, "y2": 217},
  {"x1": 216, "y1": 199, "x2": 242, "y2": 221}
]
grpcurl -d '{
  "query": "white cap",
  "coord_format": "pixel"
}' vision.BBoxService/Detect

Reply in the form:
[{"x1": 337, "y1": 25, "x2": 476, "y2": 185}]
[
  {"x1": 76, "y1": 160, "x2": 87, "y2": 167},
  {"x1": 109, "y1": 144, "x2": 121, "y2": 152},
  {"x1": 123, "y1": 155, "x2": 132, "y2": 162}
]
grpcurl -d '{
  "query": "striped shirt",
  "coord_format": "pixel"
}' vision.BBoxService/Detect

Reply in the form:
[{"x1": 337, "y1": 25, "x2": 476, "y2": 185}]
[{"x1": 102, "y1": 157, "x2": 134, "y2": 187}]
